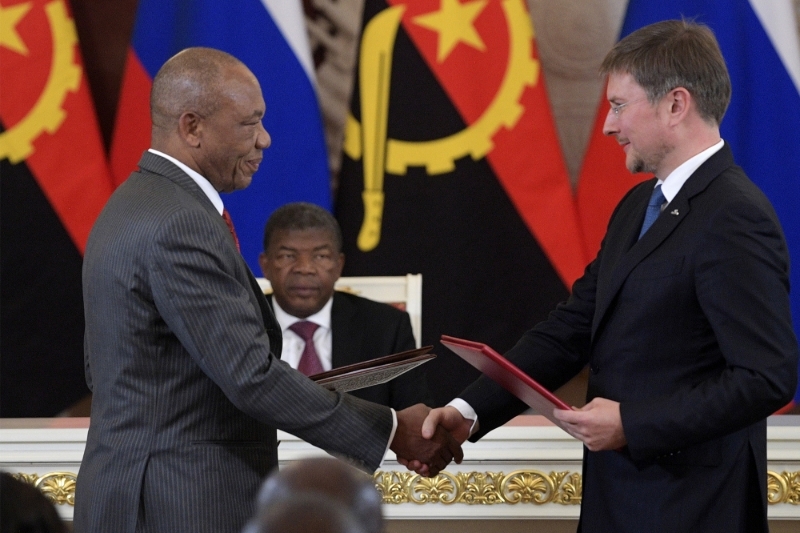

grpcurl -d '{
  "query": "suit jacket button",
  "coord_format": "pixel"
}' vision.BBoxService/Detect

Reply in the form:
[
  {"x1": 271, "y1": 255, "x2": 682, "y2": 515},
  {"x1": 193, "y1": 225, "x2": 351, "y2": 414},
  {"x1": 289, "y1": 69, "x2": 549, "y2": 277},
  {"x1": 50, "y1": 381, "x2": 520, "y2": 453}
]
[{"x1": 590, "y1": 364, "x2": 599, "y2": 374}]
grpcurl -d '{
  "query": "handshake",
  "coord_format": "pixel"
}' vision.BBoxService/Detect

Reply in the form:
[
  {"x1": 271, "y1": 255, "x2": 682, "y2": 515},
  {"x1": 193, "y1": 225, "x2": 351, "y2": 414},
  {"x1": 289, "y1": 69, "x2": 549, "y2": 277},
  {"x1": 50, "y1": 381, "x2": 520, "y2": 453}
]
[{"x1": 388, "y1": 404, "x2": 476, "y2": 477}]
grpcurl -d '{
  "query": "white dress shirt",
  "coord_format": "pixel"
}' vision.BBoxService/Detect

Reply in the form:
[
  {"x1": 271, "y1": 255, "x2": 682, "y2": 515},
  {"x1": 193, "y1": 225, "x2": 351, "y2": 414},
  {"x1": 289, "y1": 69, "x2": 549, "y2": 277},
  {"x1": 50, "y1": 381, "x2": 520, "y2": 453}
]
[
  {"x1": 149, "y1": 149, "x2": 224, "y2": 214},
  {"x1": 270, "y1": 296, "x2": 334, "y2": 372},
  {"x1": 658, "y1": 139, "x2": 724, "y2": 202}
]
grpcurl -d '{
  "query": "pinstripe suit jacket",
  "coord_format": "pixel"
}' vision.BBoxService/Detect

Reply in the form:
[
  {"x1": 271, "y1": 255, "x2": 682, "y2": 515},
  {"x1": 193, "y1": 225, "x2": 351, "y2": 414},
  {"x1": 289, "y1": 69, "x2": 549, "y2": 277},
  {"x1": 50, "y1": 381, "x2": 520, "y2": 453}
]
[{"x1": 74, "y1": 152, "x2": 393, "y2": 533}]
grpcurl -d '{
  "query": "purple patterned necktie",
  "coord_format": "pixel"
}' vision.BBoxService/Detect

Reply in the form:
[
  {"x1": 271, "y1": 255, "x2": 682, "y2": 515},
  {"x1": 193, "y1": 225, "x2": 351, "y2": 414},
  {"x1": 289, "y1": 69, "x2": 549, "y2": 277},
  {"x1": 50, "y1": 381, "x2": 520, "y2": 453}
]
[{"x1": 289, "y1": 321, "x2": 324, "y2": 376}]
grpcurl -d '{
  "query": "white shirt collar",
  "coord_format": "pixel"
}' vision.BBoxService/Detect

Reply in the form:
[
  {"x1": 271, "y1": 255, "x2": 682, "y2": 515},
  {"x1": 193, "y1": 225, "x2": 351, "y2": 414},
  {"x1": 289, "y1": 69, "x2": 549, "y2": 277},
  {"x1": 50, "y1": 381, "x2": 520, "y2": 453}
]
[
  {"x1": 148, "y1": 149, "x2": 224, "y2": 215},
  {"x1": 657, "y1": 140, "x2": 724, "y2": 202},
  {"x1": 271, "y1": 294, "x2": 333, "y2": 332}
]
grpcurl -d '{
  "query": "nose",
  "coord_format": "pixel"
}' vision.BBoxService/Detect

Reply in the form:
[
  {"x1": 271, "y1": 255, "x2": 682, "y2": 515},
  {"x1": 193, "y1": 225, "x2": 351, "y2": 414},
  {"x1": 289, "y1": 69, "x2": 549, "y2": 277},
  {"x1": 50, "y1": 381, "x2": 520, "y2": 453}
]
[
  {"x1": 292, "y1": 253, "x2": 316, "y2": 273},
  {"x1": 257, "y1": 122, "x2": 271, "y2": 149},
  {"x1": 602, "y1": 107, "x2": 618, "y2": 137}
]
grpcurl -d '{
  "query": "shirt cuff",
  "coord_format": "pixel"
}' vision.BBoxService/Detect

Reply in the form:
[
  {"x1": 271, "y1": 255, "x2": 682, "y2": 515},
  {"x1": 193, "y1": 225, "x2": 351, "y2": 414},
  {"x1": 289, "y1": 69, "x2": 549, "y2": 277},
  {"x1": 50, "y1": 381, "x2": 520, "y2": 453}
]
[
  {"x1": 448, "y1": 398, "x2": 479, "y2": 437},
  {"x1": 381, "y1": 408, "x2": 398, "y2": 466}
]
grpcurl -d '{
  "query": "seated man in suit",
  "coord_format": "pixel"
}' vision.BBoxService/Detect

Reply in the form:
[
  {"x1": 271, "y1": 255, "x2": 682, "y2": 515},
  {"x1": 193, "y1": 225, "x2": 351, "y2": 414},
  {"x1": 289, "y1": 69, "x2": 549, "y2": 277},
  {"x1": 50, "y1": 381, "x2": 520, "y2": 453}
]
[{"x1": 259, "y1": 202, "x2": 432, "y2": 409}]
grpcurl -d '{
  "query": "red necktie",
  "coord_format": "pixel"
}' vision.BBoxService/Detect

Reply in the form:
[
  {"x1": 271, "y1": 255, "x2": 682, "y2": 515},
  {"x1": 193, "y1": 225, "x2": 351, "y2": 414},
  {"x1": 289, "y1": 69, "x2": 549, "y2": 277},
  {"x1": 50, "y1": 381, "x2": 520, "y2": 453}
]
[
  {"x1": 221, "y1": 208, "x2": 240, "y2": 252},
  {"x1": 289, "y1": 321, "x2": 324, "y2": 376}
]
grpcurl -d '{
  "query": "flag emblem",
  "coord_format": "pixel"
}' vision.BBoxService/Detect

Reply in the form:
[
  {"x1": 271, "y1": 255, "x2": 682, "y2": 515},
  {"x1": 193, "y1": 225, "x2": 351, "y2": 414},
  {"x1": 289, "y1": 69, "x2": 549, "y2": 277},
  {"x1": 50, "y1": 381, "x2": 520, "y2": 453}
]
[
  {"x1": 344, "y1": 0, "x2": 540, "y2": 251},
  {"x1": 0, "y1": 0, "x2": 81, "y2": 163}
]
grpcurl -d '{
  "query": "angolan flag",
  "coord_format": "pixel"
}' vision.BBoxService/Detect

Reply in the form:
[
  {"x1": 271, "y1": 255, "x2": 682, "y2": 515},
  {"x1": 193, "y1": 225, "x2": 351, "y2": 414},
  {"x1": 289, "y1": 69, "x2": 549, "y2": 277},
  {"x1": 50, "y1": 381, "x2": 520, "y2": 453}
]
[
  {"x1": 336, "y1": 0, "x2": 588, "y2": 405},
  {"x1": 0, "y1": 0, "x2": 115, "y2": 416}
]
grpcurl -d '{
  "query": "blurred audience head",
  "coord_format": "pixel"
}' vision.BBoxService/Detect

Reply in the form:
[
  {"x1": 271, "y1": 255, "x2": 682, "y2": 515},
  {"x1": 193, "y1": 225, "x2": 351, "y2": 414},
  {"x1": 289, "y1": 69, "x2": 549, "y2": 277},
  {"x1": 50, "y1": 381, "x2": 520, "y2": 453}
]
[
  {"x1": 0, "y1": 472, "x2": 67, "y2": 533},
  {"x1": 252, "y1": 457, "x2": 383, "y2": 533},
  {"x1": 243, "y1": 493, "x2": 366, "y2": 533}
]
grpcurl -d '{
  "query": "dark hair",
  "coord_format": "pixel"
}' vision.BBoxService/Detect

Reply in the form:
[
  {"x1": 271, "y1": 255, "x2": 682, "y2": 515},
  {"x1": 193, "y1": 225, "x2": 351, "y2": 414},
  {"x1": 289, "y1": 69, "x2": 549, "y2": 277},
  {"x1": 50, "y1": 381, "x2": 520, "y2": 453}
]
[
  {"x1": 263, "y1": 202, "x2": 343, "y2": 253},
  {"x1": 600, "y1": 19, "x2": 731, "y2": 125},
  {"x1": 0, "y1": 473, "x2": 68, "y2": 533}
]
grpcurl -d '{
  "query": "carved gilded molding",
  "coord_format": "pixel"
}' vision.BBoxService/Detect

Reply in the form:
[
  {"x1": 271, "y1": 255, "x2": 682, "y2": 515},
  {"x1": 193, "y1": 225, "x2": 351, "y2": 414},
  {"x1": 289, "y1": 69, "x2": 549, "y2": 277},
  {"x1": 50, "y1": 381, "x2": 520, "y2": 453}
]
[
  {"x1": 11, "y1": 470, "x2": 800, "y2": 508},
  {"x1": 12, "y1": 472, "x2": 76, "y2": 506},
  {"x1": 373, "y1": 470, "x2": 582, "y2": 505},
  {"x1": 767, "y1": 470, "x2": 800, "y2": 505}
]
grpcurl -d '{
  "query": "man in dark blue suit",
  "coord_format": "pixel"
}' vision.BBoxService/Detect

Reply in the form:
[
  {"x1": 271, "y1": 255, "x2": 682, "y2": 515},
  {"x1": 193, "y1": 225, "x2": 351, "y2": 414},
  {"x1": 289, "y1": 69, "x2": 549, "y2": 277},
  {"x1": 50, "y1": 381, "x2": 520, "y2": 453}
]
[
  {"x1": 418, "y1": 19, "x2": 798, "y2": 532},
  {"x1": 259, "y1": 202, "x2": 432, "y2": 410}
]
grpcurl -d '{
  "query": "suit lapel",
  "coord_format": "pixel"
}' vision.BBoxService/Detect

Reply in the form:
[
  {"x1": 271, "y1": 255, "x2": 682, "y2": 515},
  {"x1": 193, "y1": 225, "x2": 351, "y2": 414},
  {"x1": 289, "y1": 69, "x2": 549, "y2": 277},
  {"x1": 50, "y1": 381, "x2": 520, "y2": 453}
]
[
  {"x1": 331, "y1": 293, "x2": 361, "y2": 368},
  {"x1": 247, "y1": 272, "x2": 282, "y2": 357},
  {"x1": 138, "y1": 151, "x2": 225, "y2": 228},
  {"x1": 137, "y1": 151, "x2": 282, "y2": 356},
  {"x1": 592, "y1": 144, "x2": 736, "y2": 336}
]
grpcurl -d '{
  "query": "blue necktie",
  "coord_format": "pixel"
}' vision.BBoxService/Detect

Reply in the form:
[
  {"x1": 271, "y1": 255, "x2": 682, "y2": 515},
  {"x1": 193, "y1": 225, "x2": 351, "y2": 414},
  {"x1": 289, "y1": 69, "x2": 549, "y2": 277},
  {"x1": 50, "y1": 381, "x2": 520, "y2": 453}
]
[{"x1": 638, "y1": 184, "x2": 666, "y2": 239}]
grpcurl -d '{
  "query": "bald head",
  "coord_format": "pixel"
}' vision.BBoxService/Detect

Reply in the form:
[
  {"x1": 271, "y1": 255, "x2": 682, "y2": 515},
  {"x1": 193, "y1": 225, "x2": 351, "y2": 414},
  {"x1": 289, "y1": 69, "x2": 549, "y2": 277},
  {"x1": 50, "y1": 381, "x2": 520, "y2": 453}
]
[
  {"x1": 147, "y1": 47, "x2": 269, "y2": 192},
  {"x1": 256, "y1": 458, "x2": 383, "y2": 533},
  {"x1": 150, "y1": 47, "x2": 243, "y2": 139},
  {"x1": 245, "y1": 494, "x2": 366, "y2": 533}
]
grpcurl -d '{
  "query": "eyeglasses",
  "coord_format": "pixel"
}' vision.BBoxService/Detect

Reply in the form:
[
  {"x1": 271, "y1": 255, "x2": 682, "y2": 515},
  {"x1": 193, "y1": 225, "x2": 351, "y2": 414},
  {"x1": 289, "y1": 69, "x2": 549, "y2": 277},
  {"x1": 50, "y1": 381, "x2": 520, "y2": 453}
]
[{"x1": 609, "y1": 97, "x2": 646, "y2": 117}]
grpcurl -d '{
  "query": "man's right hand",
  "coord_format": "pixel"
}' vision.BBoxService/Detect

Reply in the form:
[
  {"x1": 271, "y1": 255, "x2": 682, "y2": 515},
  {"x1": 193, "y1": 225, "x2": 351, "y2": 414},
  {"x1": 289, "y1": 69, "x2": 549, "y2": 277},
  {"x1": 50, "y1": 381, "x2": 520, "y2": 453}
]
[
  {"x1": 422, "y1": 406, "x2": 473, "y2": 443},
  {"x1": 390, "y1": 404, "x2": 463, "y2": 477},
  {"x1": 397, "y1": 406, "x2": 474, "y2": 475}
]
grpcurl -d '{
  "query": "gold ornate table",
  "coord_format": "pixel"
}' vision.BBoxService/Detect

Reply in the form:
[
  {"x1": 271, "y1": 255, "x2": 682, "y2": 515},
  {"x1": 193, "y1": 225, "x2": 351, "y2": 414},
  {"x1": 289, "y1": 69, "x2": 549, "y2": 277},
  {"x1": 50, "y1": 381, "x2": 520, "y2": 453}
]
[{"x1": 1, "y1": 415, "x2": 798, "y2": 525}]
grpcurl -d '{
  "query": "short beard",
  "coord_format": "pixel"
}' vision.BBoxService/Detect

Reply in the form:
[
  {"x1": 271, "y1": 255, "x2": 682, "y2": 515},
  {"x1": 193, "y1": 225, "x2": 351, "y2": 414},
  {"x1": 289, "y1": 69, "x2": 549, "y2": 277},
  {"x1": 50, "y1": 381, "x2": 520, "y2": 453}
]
[{"x1": 628, "y1": 141, "x2": 671, "y2": 175}]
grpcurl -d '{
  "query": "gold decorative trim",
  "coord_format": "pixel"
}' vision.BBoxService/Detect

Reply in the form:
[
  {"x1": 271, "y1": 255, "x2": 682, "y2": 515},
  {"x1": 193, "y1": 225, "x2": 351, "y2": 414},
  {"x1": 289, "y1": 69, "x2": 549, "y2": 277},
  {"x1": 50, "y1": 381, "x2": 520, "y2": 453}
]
[
  {"x1": 374, "y1": 470, "x2": 582, "y2": 505},
  {"x1": 12, "y1": 472, "x2": 77, "y2": 506},
  {"x1": 767, "y1": 470, "x2": 800, "y2": 505},
  {"x1": 11, "y1": 470, "x2": 800, "y2": 507}
]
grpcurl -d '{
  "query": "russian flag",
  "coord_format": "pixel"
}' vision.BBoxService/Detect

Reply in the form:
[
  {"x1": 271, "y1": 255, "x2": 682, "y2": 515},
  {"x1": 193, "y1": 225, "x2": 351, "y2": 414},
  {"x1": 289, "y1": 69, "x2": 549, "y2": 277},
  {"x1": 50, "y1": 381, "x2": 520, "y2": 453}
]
[
  {"x1": 110, "y1": 0, "x2": 331, "y2": 270},
  {"x1": 617, "y1": 0, "x2": 800, "y2": 407}
]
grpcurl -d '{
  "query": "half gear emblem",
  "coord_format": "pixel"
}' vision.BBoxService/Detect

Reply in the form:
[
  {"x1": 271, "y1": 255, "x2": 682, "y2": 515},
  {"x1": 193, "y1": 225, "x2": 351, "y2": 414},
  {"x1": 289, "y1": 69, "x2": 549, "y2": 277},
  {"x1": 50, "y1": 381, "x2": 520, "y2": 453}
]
[
  {"x1": 0, "y1": 0, "x2": 82, "y2": 164},
  {"x1": 343, "y1": 0, "x2": 539, "y2": 251}
]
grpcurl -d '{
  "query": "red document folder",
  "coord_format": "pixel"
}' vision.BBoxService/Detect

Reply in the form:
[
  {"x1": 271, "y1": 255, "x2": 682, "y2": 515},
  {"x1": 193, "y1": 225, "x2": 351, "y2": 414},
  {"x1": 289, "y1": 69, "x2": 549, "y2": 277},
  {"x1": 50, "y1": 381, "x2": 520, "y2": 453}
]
[{"x1": 440, "y1": 335, "x2": 573, "y2": 430}]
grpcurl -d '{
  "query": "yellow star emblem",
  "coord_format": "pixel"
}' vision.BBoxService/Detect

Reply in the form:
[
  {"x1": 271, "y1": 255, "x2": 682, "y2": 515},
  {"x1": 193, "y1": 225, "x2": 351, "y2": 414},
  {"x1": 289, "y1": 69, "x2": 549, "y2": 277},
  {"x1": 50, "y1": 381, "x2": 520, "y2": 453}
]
[
  {"x1": 0, "y1": 1, "x2": 33, "y2": 55},
  {"x1": 413, "y1": 0, "x2": 488, "y2": 63}
]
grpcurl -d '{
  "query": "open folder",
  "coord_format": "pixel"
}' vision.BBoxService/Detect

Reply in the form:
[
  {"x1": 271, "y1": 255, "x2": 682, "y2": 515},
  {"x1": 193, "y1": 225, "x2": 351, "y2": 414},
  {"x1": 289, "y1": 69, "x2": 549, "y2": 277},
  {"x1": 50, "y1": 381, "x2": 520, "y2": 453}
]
[
  {"x1": 440, "y1": 335, "x2": 573, "y2": 430},
  {"x1": 309, "y1": 346, "x2": 435, "y2": 393}
]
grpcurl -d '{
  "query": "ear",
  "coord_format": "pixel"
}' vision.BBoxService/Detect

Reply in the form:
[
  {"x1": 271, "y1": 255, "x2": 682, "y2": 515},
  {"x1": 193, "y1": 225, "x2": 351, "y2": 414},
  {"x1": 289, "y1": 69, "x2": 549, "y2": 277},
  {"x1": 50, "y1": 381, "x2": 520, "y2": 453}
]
[
  {"x1": 178, "y1": 111, "x2": 203, "y2": 147},
  {"x1": 666, "y1": 87, "x2": 692, "y2": 125},
  {"x1": 258, "y1": 252, "x2": 271, "y2": 280},
  {"x1": 335, "y1": 253, "x2": 345, "y2": 279}
]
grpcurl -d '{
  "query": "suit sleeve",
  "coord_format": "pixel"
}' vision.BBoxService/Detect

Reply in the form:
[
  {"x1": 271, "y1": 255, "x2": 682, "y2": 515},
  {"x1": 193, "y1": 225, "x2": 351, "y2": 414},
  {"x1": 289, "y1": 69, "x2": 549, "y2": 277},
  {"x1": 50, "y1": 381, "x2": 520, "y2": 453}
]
[
  {"x1": 460, "y1": 186, "x2": 638, "y2": 440},
  {"x1": 461, "y1": 254, "x2": 598, "y2": 440},
  {"x1": 621, "y1": 198, "x2": 798, "y2": 461},
  {"x1": 149, "y1": 208, "x2": 392, "y2": 472}
]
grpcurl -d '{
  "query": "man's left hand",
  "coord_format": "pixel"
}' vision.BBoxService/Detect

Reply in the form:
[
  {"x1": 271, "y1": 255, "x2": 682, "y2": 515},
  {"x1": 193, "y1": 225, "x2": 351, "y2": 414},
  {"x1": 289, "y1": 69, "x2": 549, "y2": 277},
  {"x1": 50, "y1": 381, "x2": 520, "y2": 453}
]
[{"x1": 553, "y1": 398, "x2": 627, "y2": 451}]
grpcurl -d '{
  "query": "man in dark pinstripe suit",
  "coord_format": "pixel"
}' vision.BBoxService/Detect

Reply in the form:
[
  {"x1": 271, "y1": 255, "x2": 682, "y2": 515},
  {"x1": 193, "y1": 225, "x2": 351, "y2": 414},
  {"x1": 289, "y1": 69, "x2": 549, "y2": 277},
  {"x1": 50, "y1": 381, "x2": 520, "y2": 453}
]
[{"x1": 74, "y1": 47, "x2": 461, "y2": 533}]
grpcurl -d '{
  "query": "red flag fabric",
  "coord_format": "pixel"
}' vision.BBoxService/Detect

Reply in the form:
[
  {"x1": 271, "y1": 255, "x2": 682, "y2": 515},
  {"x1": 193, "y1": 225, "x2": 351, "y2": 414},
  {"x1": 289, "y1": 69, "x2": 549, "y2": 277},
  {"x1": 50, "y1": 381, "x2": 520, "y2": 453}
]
[
  {"x1": 0, "y1": 0, "x2": 114, "y2": 253},
  {"x1": 109, "y1": 48, "x2": 152, "y2": 187},
  {"x1": 337, "y1": 0, "x2": 584, "y2": 405},
  {"x1": 575, "y1": 98, "x2": 648, "y2": 258},
  {"x1": 0, "y1": 0, "x2": 114, "y2": 416}
]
